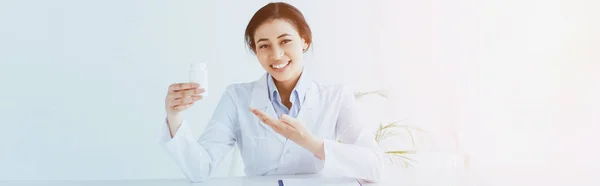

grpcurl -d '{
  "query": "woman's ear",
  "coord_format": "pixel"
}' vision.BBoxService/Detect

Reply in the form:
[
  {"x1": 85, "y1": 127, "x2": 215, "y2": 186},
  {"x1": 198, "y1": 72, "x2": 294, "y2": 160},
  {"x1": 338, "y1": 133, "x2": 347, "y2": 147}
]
[{"x1": 302, "y1": 38, "x2": 309, "y2": 52}]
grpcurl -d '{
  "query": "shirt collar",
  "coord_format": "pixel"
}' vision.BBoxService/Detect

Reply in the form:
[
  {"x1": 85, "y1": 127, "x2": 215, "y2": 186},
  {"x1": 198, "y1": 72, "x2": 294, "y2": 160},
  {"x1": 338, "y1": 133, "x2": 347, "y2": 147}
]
[{"x1": 266, "y1": 67, "x2": 309, "y2": 104}]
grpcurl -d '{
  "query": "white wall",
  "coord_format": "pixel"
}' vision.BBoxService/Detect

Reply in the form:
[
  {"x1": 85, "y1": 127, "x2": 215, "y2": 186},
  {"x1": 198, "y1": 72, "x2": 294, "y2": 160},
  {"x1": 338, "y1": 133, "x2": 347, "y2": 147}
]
[
  {"x1": 0, "y1": 0, "x2": 384, "y2": 180},
  {"x1": 1, "y1": 0, "x2": 598, "y2": 184},
  {"x1": 0, "y1": 0, "x2": 263, "y2": 180}
]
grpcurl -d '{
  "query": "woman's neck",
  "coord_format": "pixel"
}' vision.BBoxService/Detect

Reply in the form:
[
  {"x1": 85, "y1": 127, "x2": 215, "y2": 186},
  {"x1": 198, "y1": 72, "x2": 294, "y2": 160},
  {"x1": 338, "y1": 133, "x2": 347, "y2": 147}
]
[{"x1": 273, "y1": 73, "x2": 301, "y2": 99}]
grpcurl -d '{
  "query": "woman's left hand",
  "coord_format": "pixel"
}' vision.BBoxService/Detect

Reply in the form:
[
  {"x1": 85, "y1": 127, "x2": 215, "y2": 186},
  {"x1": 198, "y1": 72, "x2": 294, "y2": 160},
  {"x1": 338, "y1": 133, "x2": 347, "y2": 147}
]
[{"x1": 249, "y1": 107, "x2": 325, "y2": 159}]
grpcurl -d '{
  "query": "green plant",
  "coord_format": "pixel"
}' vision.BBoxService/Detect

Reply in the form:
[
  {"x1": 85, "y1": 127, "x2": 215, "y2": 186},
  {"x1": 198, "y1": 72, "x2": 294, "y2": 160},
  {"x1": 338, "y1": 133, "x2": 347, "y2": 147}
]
[
  {"x1": 355, "y1": 90, "x2": 426, "y2": 168},
  {"x1": 375, "y1": 120, "x2": 425, "y2": 168}
]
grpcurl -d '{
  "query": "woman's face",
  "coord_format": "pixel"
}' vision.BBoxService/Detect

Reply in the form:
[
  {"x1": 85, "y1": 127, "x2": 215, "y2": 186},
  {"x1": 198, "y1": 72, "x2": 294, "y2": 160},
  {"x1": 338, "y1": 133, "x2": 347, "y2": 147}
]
[{"x1": 254, "y1": 19, "x2": 308, "y2": 82}]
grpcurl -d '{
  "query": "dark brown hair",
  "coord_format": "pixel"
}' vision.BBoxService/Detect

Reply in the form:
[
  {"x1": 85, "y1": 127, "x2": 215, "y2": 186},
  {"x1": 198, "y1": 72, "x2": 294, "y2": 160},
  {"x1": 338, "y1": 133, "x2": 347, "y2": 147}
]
[{"x1": 244, "y1": 2, "x2": 312, "y2": 54}]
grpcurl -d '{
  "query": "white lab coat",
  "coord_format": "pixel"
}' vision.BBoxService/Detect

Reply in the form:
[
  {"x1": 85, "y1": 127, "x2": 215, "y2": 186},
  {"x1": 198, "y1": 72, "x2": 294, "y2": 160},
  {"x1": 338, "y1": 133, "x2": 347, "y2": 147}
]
[{"x1": 158, "y1": 74, "x2": 383, "y2": 182}]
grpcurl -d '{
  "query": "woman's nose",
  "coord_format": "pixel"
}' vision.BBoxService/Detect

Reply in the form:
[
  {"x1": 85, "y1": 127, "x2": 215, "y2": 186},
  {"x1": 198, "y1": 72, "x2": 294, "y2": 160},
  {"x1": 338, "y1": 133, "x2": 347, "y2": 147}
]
[{"x1": 269, "y1": 46, "x2": 285, "y2": 60}]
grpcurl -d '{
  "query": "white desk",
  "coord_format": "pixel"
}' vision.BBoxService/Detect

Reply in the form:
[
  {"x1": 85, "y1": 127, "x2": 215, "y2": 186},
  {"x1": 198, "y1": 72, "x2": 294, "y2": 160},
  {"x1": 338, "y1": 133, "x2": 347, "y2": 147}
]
[
  {"x1": 0, "y1": 174, "x2": 380, "y2": 186},
  {"x1": 0, "y1": 170, "x2": 471, "y2": 186}
]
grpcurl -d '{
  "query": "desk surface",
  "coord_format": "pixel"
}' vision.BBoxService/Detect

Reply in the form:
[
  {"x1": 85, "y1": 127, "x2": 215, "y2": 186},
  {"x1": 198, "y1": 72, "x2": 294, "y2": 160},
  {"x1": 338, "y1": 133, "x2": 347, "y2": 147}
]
[
  {"x1": 0, "y1": 174, "x2": 380, "y2": 186},
  {"x1": 0, "y1": 170, "x2": 471, "y2": 186}
]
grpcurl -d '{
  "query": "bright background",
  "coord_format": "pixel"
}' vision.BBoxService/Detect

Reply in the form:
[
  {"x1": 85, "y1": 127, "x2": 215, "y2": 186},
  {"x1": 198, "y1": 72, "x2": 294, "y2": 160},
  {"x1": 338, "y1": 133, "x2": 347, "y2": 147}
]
[{"x1": 1, "y1": 0, "x2": 598, "y2": 185}]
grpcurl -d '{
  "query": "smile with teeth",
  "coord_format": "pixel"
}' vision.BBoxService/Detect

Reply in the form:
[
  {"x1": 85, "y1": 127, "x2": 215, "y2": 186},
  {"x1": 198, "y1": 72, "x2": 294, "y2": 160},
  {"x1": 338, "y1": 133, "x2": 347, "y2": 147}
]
[{"x1": 271, "y1": 61, "x2": 290, "y2": 69}]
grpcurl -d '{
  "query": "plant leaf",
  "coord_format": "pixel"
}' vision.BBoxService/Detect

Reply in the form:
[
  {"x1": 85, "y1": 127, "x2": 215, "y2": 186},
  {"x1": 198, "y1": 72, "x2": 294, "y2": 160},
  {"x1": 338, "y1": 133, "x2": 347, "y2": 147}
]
[
  {"x1": 386, "y1": 154, "x2": 407, "y2": 168},
  {"x1": 391, "y1": 154, "x2": 417, "y2": 162},
  {"x1": 388, "y1": 154, "x2": 418, "y2": 168},
  {"x1": 383, "y1": 123, "x2": 425, "y2": 132},
  {"x1": 378, "y1": 129, "x2": 399, "y2": 142},
  {"x1": 385, "y1": 150, "x2": 417, "y2": 154},
  {"x1": 386, "y1": 154, "x2": 416, "y2": 168},
  {"x1": 375, "y1": 123, "x2": 384, "y2": 143},
  {"x1": 354, "y1": 90, "x2": 389, "y2": 100},
  {"x1": 405, "y1": 128, "x2": 416, "y2": 148}
]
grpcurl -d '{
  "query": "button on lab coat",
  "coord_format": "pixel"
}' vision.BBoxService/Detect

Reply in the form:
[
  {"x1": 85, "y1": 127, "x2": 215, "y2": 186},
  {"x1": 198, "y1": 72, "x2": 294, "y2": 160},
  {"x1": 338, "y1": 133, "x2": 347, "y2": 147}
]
[{"x1": 158, "y1": 74, "x2": 383, "y2": 182}]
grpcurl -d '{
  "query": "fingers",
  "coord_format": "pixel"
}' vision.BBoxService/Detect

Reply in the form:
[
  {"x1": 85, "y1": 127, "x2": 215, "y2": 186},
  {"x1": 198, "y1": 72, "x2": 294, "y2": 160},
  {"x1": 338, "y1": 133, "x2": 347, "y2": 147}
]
[
  {"x1": 247, "y1": 110, "x2": 308, "y2": 143},
  {"x1": 168, "y1": 83, "x2": 200, "y2": 93},
  {"x1": 172, "y1": 102, "x2": 194, "y2": 111},
  {"x1": 249, "y1": 108, "x2": 275, "y2": 124},
  {"x1": 169, "y1": 95, "x2": 203, "y2": 107},
  {"x1": 165, "y1": 83, "x2": 203, "y2": 114},
  {"x1": 279, "y1": 114, "x2": 297, "y2": 127},
  {"x1": 250, "y1": 108, "x2": 295, "y2": 132},
  {"x1": 169, "y1": 88, "x2": 206, "y2": 100}
]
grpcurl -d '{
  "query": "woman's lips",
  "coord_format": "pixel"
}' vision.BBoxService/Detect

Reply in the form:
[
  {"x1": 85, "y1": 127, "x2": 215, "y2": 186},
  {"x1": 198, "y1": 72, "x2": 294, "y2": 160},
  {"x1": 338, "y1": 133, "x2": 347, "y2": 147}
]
[{"x1": 271, "y1": 60, "x2": 291, "y2": 72}]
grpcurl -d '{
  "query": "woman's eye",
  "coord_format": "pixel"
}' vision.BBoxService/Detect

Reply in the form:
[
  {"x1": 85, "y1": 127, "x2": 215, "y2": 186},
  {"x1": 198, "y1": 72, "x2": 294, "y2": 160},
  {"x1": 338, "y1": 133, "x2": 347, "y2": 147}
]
[
  {"x1": 281, "y1": 39, "x2": 291, "y2": 44},
  {"x1": 259, "y1": 44, "x2": 269, "y2": 49}
]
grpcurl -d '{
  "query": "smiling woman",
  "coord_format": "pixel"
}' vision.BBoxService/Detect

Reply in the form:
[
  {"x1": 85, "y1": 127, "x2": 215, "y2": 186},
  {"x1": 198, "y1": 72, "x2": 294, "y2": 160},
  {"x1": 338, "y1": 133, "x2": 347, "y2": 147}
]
[
  {"x1": 244, "y1": 2, "x2": 311, "y2": 97},
  {"x1": 159, "y1": 2, "x2": 384, "y2": 183}
]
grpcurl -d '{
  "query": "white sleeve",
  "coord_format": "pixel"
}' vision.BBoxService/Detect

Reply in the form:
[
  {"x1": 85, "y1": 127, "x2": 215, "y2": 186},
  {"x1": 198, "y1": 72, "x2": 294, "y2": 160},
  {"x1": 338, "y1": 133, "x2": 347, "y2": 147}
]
[
  {"x1": 318, "y1": 86, "x2": 384, "y2": 183},
  {"x1": 157, "y1": 88, "x2": 238, "y2": 182}
]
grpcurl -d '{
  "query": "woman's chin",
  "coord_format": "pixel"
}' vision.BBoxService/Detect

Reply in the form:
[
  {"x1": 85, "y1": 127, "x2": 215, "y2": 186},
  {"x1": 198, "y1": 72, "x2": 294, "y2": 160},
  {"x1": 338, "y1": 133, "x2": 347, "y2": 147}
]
[
  {"x1": 270, "y1": 73, "x2": 289, "y2": 82},
  {"x1": 270, "y1": 71, "x2": 297, "y2": 83}
]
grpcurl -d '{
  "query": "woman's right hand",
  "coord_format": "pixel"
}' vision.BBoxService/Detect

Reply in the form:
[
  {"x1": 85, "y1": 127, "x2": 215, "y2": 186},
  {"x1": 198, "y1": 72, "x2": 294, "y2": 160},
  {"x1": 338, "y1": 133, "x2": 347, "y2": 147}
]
[
  {"x1": 165, "y1": 83, "x2": 205, "y2": 135},
  {"x1": 165, "y1": 82, "x2": 205, "y2": 116}
]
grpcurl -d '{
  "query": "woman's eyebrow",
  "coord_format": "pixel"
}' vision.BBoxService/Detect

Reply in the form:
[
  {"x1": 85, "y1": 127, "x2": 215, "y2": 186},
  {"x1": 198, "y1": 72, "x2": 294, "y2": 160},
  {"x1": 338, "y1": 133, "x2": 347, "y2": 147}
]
[{"x1": 256, "y1": 33, "x2": 292, "y2": 43}]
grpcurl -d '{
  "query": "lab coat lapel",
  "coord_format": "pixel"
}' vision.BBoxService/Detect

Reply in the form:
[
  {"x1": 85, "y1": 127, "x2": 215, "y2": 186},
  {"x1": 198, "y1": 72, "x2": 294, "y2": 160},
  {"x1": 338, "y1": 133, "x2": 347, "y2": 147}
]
[
  {"x1": 250, "y1": 74, "x2": 286, "y2": 144},
  {"x1": 296, "y1": 82, "x2": 320, "y2": 134}
]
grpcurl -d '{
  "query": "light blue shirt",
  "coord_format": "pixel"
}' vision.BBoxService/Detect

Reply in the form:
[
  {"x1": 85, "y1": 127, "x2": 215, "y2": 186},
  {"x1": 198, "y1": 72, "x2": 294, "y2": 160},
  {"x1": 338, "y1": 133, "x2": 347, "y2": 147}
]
[{"x1": 266, "y1": 70, "x2": 309, "y2": 119}]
